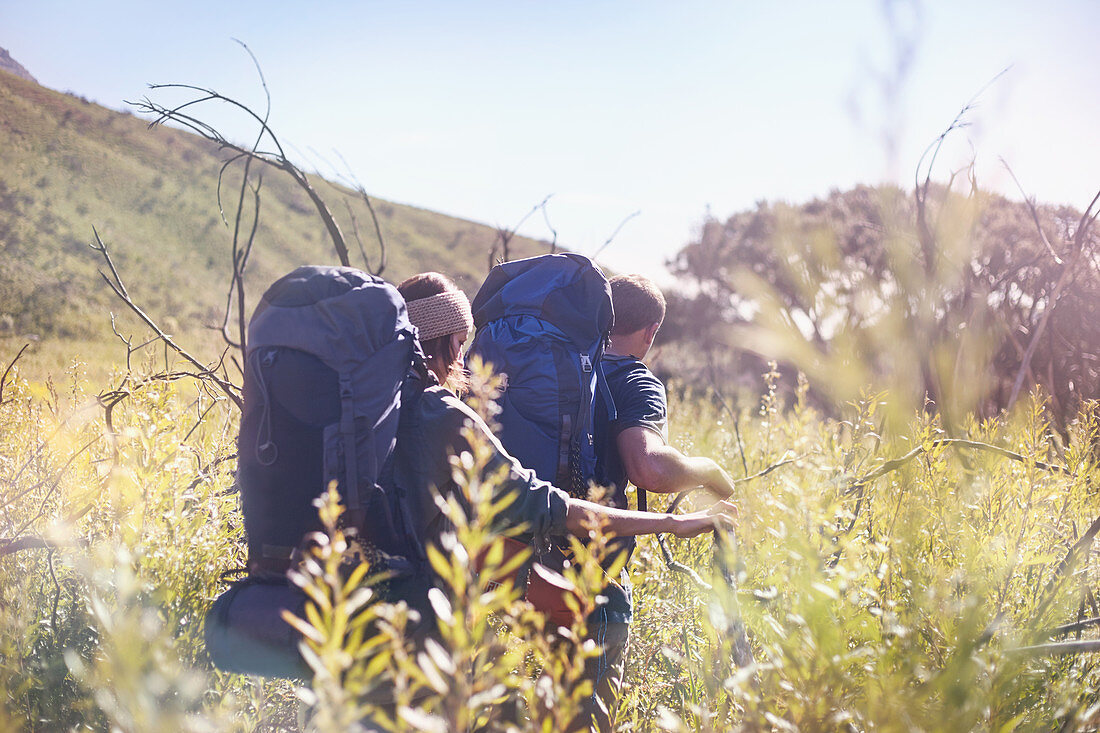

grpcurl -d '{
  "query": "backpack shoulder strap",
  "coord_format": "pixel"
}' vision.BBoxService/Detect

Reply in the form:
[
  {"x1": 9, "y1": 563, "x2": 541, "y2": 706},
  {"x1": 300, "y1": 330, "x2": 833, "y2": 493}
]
[{"x1": 377, "y1": 370, "x2": 431, "y2": 563}]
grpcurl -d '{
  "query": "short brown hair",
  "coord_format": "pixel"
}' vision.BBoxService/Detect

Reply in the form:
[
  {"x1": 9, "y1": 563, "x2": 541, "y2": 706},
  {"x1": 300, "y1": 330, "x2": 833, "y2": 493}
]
[{"x1": 610, "y1": 274, "x2": 666, "y2": 335}]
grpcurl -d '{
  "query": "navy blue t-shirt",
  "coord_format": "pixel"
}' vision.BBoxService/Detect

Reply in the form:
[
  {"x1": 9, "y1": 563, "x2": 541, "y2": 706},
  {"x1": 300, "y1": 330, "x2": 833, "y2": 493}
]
[
  {"x1": 591, "y1": 354, "x2": 668, "y2": 623},
  {"x1": 595, "y1": 354, "x2": 669, "y2": 506}
]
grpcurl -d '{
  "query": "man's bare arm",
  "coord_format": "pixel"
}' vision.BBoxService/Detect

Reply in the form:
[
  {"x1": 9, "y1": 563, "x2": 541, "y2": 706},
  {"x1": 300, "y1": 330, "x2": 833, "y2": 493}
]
[{"x1": 617, "y1": 426, "x2": 735, "y2": 497}]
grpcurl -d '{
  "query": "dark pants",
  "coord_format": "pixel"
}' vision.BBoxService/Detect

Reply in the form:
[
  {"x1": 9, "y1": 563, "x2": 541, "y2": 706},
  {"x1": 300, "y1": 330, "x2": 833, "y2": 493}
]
[{"x1": 578, "y1": 612, "x2": 630, "y2": 732}]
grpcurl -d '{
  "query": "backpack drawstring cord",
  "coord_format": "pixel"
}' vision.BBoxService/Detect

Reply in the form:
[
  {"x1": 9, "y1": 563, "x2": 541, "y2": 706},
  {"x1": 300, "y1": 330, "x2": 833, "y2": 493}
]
[{"x1": 254, "y1": 349, "x2": 279, "y2": 466}]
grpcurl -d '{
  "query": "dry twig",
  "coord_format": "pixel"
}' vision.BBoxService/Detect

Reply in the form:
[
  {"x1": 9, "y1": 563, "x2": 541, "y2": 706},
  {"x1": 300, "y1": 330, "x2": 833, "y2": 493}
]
[
  {"x1": 0, "y1": 536, "x2": 87, "y2": 557},
  {"x1": 130, "y1": 43, "x2": 351, "y2": 267},
  {"x1": 90, "y1": 228, "x2": 243, "y2": 410},
  {"x1": 657, "y1": 453, "x2": 807, "y2": 590},
  {"x1": 331, "y1": 150, "x2": 388, "y2": 275},
  {"x1": 1006, "y1": 186, "x2": 1100, "y2": 409},
  {"x1": 1048, "y1": 615, "x2": 1100, "y2": 638},
  {"x1": 592, "y1": 209, "x2": 641, "y2": 260},
  {"x1": 843, "y1": 437, "x2": 1067, "y2": 496},
  {"x1": 1007, "y1": 639, "x2": 1100, "y2": 657},
  {"x1": 492, "y1": 195, "x2": 553, "y2": 266},
  {"x1": 0, "y1": 343, "x2": 29, "y2": 405}
]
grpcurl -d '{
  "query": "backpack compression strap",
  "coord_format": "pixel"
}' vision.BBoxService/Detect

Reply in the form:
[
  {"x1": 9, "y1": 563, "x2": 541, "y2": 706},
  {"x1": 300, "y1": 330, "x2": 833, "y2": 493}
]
[
  {"x1": 339, "y1": 324, "x2": 422, "y2": 513},
  {"x1": 338, "y1": 375, "x2": 364, "y2": 510},
  {"x1": 252, "y1": 349, "x2": 280, "y2": 467}
]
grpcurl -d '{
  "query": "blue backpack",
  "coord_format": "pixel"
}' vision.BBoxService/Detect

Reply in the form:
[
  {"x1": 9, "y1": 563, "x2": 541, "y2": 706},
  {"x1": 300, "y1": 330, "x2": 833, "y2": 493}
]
[
  {"x1": 469, "y1": 253, "x2": 614, "y2": 497},
  {"x1": 206, "y1": 266, "x2": 433, "y2": 679}
]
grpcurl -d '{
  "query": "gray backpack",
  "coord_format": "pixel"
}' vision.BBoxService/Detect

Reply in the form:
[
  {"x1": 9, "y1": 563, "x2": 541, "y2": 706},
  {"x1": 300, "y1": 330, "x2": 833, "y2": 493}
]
[{"x1": 206, "y1": 266, "x2": 434, "y2": 679}]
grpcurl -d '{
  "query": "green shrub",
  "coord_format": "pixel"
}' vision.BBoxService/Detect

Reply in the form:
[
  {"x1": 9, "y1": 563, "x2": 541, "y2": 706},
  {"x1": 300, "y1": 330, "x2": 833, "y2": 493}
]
[{"x1": 1, "y1": 358, "x2": 1098, "y2": 730}]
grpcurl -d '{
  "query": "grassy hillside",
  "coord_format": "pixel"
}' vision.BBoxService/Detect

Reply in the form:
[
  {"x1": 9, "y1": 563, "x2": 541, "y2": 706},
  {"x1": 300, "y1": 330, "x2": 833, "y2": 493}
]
[{"x1": 0, "y1": 70, "x2": 547, "y2": 380}]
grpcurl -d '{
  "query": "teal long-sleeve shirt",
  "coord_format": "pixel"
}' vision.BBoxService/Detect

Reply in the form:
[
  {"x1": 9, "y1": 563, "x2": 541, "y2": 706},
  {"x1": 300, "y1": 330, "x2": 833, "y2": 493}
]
[{"x1": 393, "y1": 385, "x2": 571, "y2": 551}]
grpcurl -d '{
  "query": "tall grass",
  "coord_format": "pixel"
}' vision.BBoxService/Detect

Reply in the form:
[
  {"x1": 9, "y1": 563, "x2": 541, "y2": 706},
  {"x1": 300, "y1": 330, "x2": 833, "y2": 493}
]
[
  {"x1": 627, "y1": 381, "x2": 1100, "y2": 731},
  {"x1": 1, "y1": 353, "x2": 1097, "y2": 730}
]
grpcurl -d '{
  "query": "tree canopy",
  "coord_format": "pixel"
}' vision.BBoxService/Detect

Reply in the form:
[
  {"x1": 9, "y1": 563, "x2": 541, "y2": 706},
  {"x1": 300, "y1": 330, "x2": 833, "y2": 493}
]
[{"x1": 662, "y1": 184, "x2": 1100, "y2": 428}]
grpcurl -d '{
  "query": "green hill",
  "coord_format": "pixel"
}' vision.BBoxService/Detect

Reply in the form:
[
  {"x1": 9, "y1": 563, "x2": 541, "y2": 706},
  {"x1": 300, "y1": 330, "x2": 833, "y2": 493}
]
[{"x1": 0, "y1": 69, "x2": 547, "y2": 380}]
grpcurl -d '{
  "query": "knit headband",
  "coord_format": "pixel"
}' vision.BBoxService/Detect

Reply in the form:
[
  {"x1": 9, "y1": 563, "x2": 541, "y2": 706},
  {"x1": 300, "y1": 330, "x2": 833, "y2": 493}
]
[{"x1": 405, "y1": 290, "x2": 474, "y2": 342}]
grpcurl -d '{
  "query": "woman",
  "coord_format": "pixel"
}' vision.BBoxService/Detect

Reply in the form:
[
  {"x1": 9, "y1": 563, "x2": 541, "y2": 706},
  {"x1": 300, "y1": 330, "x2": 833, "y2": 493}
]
[{"x1": 398, "y1": 272, "x2": 472, "y2": 392}]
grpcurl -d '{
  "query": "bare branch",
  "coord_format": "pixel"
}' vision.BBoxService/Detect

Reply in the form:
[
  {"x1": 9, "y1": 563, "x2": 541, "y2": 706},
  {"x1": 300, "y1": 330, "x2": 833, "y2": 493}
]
[
  {"x1": 340, "y1": 199, "x2": 372, "y2": 271},
  {"x1": 736, "y1": 453, "x2": 807, "y2": 484},
  {"x1": 0, "y1": 536, "x2": 87, "y2": 557},
  {"x1": 89, "y1": 229, "x2": 243, "y2": 409},
  {"x1": 843, "y1": 437, "x2": 1067, "y2": 497},
  {"x1": 1073, "y1": 187, "x2": 1100, "y2": 253},
  {"x1": 1007, "y1": 639, "x2": 1100, "y2": 657},
  {"x1": 914, "y1": 67, "x2": 1009, "y2": 194},
  {"x1": 1006, "y1": 196, "x2": 1096, "y2": 409},
  {"x1": 236, "y1": 210, "x2": 255, "y2": 345},
  {"x1": 220, "y1": 167, "x2": 262, "y2": 352},
  {"x1": 308, "y1": 146, "x2": 390, "y2": 275},
  {"x1": 1001, "y1": 159, "x2": 1063, "y2": 264},
  {"x1": 913, "y1": 68, "x2": 1009, "y2": 275},
  {"x1": 333, "y1": 150, "x2": 388, "y2": 275},
  {"x1": 182, "y1": 397, "x2": 220, "y2": 445},
  {"x1": 494, "y1": 195, "x2": 553, "y2": 265},
  {"x1": 657, "y1": 532, "x2": 712, "y2": 592},
  {"x1": 1048, "y1": 616, "x2": 1100, "y2": 638},
  {"x1": 182, "y1": 451, "x2": 238, "y2": 494},
  {"x1": 231, "y1": 38, "x2": 272, "y2": 127},
  {"x1": 133, "y1": 69, "x2": 351, "y2": 266},
  {"x1": 92, "y1": 226, "x2": 129, "y2": 299},
  {"x1": 541, "y1": 196, "x2": 558, "y2": 254},
  {"x1": 215, "y1": 152, "x2": 251, "y2": 225},
  {"x1": 0, "y1": 343, "x2": 29, "y2": 404},
  {"x1": 141, "y1": 82, "x2": 286, "y2": 158},
  {"x1": 592, "y1": 210, "x2": 641, "y2": 260},
  {"x1": 138, "y1": 92, "x2": 226, "y2": 140}
]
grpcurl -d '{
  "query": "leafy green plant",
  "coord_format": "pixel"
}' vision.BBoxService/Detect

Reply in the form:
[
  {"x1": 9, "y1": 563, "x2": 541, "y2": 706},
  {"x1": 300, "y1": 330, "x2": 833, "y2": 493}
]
[{"x1": 2, "y1": 349, "x2": 1099, "y2": 731}]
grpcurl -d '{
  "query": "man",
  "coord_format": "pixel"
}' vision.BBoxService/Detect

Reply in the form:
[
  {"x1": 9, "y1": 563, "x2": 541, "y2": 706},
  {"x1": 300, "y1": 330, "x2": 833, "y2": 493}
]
[
  {"x1": 584, "y1": 273, "x2": 737, "y2": 731},
  {"x1": 597, "y1": 274, "x2": 736, "y2": 502}
]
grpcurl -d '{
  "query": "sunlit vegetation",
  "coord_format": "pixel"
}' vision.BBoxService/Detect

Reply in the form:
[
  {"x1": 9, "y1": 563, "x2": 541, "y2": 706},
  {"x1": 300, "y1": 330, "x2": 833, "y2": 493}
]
[
  {"x1": 659, "y1": 184, "x2": 1099, "y2": 433},
  {"x1": 1, "y1": 354, "x2": 1097, "y2": 730},
  {"x1": 3, "y1": 45, "x2": 1099, "y2": 732}
]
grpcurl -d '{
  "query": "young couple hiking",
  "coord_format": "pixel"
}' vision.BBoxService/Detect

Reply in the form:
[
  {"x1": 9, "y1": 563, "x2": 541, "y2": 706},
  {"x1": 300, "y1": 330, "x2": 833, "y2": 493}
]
[{"x1": 207, "y1": 254, "x2": 737, "y2": 731}]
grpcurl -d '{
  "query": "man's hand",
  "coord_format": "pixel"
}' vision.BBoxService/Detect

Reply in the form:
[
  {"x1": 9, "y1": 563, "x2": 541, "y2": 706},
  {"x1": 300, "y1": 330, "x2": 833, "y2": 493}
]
[{"x1": 667, "y1": 499, "x2": 738, "y2": 539}]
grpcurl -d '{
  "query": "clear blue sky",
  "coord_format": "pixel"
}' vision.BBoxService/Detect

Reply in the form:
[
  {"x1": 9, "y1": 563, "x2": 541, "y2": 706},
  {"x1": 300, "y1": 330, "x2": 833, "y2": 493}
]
[{"x1": 5, "y1": 1, "x2": 1098, "y2": 281}]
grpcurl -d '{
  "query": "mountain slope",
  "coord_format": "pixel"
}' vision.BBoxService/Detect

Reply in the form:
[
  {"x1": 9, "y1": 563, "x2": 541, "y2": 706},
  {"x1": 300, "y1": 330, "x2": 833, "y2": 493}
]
[
  {"x1": 0, "y1": 71, "x2": 546, "y2": 377},
  {"x1": 0, "y1": 47, "x2": 35, "y2": 83}
]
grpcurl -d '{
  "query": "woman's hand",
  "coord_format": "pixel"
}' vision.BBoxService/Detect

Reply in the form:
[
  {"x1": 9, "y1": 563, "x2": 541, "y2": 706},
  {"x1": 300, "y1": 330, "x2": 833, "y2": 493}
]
[{"x1": 667, "y1": 499, "x2": 738, "y2": 538}]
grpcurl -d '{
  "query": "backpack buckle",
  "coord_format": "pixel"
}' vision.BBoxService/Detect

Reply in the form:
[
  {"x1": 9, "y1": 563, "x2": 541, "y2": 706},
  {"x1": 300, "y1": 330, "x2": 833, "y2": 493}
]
[{"x1": 580, "y1": 353, "x2": 592, "y2": 373}]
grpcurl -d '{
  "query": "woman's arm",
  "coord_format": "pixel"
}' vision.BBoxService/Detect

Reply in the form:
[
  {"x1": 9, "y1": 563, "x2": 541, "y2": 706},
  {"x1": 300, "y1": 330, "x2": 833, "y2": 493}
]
[
  {"x1": 565, "y1": 497, "x2": 736, "y2": 539},
  {"x1": 433, "y1": 392, "x2": 734, "y2": 541}
]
